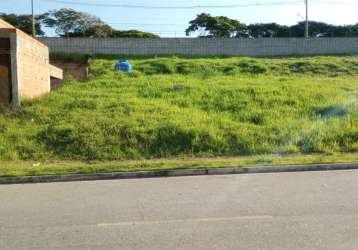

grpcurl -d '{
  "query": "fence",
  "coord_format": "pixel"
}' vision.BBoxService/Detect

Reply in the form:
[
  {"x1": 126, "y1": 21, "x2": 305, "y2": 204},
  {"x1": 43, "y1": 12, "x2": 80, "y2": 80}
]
[{"x1": 39, "y1": 37, "x2": 358, "y2": 56}]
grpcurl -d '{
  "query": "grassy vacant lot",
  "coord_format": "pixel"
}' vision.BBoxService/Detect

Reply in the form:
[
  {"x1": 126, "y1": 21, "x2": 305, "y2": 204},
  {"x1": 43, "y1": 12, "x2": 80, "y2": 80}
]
[{"x1": 0, "y1": 55, "x2": 357, "y2": 176}]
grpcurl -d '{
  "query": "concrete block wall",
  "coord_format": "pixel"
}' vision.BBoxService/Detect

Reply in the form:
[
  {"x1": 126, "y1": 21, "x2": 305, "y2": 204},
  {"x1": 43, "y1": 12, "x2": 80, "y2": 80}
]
[
  {"x1": 40, "y1": 37, "x2": 358, "y2": 56},
  {"x1": 0, "y1": 18, "x2": 62, "y2": 106},
  {"x1": 17, "y1": 31, "x2": 51, "y2": 100}
]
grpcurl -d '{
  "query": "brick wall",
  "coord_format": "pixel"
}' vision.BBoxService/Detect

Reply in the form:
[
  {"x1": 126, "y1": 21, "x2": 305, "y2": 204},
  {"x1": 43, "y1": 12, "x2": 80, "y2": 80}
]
[{"x1": 40, "y1": 37, "x2": 358, "y2": 56}]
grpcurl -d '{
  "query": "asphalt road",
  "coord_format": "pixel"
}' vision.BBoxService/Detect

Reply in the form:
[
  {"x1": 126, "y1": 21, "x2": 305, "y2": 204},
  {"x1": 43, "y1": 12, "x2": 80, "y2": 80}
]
[{"x1": 1, "y1": 170, "x2": 358, "y2": 250}]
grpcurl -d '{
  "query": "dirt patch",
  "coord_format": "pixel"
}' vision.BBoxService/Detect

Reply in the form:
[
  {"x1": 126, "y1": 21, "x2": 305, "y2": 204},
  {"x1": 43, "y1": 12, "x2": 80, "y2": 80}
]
[{"x1": 50, "y1": 61, "x2": 88, "y2": 90}]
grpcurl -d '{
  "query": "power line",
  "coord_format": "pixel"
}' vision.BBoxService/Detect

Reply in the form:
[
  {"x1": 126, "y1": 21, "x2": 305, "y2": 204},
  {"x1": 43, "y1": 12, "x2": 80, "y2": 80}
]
[
  {"x1": 42, "y1": 0, "x2": 306, "y2": 9},
  {"x1": 105, "y1": 17, "x2": 190, "y2": 21},
  {"x1": 42, "y1": 0, "x2": 357, "y2": 8},
  {"x1": 108, "y1": 22, "x2": 186, "y2": 26},
  {"x1": 313, "y1": 0, "x2": 357, "y2": 4}
]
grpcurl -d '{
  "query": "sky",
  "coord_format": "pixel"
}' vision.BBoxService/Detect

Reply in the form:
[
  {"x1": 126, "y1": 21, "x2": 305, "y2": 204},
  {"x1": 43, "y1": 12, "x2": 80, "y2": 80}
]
[{"x1": 1, "y1": 0, "x2": 357, "y2": 37}]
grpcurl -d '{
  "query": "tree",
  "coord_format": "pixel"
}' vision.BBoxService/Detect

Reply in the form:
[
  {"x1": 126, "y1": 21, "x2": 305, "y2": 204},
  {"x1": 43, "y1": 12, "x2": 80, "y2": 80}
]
[
  {"x1": 288, "y1": 21, "x2": 352, "y2": 37},
  {"x1": 187, "y1": 14, "x2": 358, "y2": 38},
  {"x1": 0, "y1": 13, "x2": 45, "y2": 36},
  {"x1": 348, "y1": 24, "x2": 358, "y2": 37},
  {"x1": 290, "y1": 21, "x2": 329, "y2": 37},
  {"x1": 41, "y1": 8, "x2": 112, "y2": 37},
  {"x1": 186, "y1": 13, "x2": 246, "y2": 38},
  {"x1": 40, "y1": 8, "x2": 159, "y2": 38},
  {"x1": 247, "y1": 23, "x2": 290, "y2": 38},
  {"x1": 110, "y1": 30, "x2": 159, "y2": 38},
  {"x1": 76, "y1": 23, "x2": 113, "y2": 38}
]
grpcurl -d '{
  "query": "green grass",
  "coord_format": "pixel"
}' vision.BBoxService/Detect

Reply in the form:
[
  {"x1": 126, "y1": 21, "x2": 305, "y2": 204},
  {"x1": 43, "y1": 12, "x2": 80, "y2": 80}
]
[
  {"x1": 1, "y1": 153, "x2": 358, "y2": 177},
  {"x1": 0, "y1": 55, "x2": 358, "y2": 169}
]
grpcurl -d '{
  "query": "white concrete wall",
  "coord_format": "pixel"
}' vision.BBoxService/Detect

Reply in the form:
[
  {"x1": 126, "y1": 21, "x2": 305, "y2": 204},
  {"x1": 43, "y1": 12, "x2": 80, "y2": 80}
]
[{"x1": 40, "y1": 37, "x2": 358, "y2": 56}]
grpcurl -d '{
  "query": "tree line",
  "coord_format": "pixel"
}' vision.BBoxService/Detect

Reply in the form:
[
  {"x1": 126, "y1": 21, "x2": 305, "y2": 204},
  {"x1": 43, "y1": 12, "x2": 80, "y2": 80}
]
[
  {"x1": 0, "y1": 8, "x2": 159, "y2": 38},
  {"x1": 1, "y1": 10, "x2": 357, "y2": 38},
  {"x1": 186, "y1": 13, "x2": 358, "y2": 38}
]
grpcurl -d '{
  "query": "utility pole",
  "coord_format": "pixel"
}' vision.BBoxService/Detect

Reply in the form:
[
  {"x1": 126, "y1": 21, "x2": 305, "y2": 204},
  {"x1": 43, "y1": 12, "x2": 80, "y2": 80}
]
[
  {"x1": 31, "y1": 0, "x2": 35, "y2": 37},
  {"x1": 305, "y1": 0, "x2": 309, "y2": 38}
]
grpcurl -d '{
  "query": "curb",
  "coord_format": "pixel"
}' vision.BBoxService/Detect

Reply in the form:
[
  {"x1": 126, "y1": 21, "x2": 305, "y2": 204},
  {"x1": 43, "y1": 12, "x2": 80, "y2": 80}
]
[{"x1": 1, "y1": 162, "x2": 358, "y2": 185}]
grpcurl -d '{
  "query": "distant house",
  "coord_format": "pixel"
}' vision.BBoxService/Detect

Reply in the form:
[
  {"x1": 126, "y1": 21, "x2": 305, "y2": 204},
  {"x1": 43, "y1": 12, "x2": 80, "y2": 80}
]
[{"x1": 0, "y1": 18, "x2": 62, "y2": 107}]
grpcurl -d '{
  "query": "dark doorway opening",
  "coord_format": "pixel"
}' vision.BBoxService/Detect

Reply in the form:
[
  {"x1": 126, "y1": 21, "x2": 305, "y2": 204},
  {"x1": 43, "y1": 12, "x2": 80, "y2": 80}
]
[{"x1": 0, "y1": 37, "x2": 12, "y2": 105}]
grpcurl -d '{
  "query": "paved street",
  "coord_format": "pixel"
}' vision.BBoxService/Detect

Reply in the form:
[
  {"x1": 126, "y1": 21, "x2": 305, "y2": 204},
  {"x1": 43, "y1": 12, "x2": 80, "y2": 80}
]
[{"x1": 1, "y1": 170, "x2": 358, "y2": 250}]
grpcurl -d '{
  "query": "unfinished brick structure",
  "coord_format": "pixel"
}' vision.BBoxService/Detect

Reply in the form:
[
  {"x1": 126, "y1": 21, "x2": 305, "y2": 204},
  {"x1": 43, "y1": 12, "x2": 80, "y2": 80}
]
[{"x1": 0, "y1": 19, "x2": 62, "y2": 107}]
